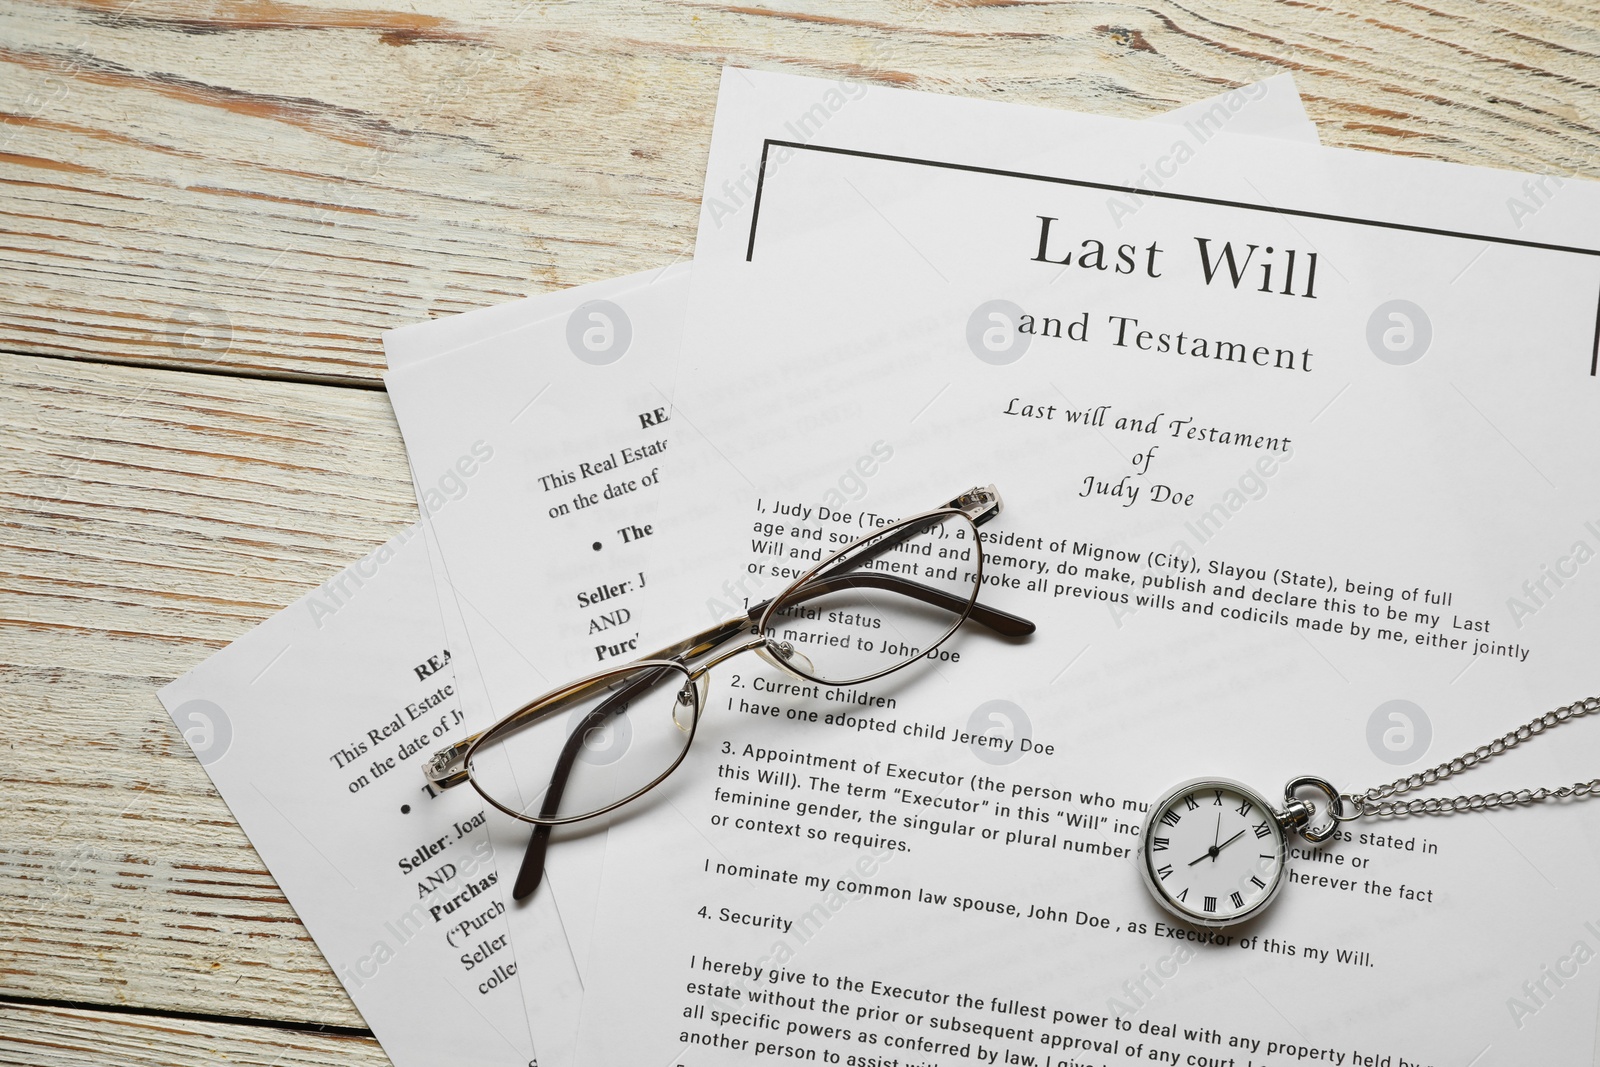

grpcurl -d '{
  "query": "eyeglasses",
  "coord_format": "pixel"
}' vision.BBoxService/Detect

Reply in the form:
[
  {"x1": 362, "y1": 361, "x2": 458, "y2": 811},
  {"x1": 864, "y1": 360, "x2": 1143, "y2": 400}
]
[{"x1": 422, "y1": 484, "x2": 1035, "y2": 899}]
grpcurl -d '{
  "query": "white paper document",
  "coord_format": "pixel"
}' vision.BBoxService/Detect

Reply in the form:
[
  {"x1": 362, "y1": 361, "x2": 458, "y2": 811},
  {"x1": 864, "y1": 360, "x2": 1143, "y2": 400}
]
[
  {"x1": 562, "y1": 70, "x2": 1600, "y2": 1065},
  {"x1": 159, "y1": 527, "x2": 553, "y2": 1067}
]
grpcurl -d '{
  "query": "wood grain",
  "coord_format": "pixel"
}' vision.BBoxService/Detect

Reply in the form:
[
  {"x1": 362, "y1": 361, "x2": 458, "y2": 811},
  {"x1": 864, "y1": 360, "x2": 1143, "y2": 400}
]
[
  {"x1": 4, "y1": 1, "x2": 1600, "y2": 1059},
  {"x1": 2, "y1": 0, "x2": 1597, "y2": 383},
  {"x1": 0, "y1": 1001, "x2": 383, "y2": 1067},
  {"x1": 0, "y1": 350, "x2": 414, "y2": 1026}
]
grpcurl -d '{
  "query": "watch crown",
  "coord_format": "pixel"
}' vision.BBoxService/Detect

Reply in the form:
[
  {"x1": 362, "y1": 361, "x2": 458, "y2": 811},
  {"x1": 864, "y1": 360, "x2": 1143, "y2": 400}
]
[{"x1": 1278, "y1": 797, "x2": 1313, "y2": 834}]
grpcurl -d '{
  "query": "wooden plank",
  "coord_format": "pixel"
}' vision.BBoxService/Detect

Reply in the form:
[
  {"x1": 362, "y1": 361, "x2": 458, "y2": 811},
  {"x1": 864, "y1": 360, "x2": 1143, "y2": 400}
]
[
  {"x1": 2, "y1": 0, "x2": 1596, "y2": 383},
  {"x1": 0, "y1": 349, "x2": 415, "y2": 1025},
  {"x1": 0, "y1": 1002, "x2": 385, "y2": 1067}
]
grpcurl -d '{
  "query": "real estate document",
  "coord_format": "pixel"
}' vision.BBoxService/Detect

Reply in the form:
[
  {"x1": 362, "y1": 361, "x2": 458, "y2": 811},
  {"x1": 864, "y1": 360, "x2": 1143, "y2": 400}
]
[{"x1": 158, "y1": 525, "x2": 574, "y2": 1067}]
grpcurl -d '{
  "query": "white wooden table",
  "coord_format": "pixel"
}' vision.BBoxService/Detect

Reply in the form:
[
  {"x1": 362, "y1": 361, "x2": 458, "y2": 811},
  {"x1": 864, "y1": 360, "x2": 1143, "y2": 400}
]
[{"x1": 2, "y1": 2, "x2": 1596, "y2": 1060}]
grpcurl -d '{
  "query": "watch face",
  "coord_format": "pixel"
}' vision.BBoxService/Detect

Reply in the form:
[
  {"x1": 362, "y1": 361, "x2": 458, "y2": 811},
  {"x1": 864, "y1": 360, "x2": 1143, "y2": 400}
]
[{"x1": 1140, "y1": 777, "x2": 1287, "y2": 928}]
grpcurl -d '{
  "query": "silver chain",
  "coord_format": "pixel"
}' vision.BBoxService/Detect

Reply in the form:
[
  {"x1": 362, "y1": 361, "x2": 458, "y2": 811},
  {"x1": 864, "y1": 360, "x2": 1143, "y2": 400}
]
[{"x1": 1340, "y1": 695, "x2": 1600, "y2": 819}]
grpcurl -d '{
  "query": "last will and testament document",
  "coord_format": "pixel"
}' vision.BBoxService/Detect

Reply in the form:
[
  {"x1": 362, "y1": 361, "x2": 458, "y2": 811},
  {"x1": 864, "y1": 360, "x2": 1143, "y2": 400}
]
[{"x1": 567, "y1": 69, "x2": 1600, "y2": 1065}]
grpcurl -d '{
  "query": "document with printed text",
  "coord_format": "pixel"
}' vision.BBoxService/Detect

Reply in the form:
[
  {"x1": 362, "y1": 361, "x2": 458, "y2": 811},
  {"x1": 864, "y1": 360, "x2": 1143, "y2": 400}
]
[
  {"x1": 569, "y1": 69, "x2": 1600, "y2": 1065},
  {"x1": 159, "y1": 526, "x2": 568, "y2": 1067}
]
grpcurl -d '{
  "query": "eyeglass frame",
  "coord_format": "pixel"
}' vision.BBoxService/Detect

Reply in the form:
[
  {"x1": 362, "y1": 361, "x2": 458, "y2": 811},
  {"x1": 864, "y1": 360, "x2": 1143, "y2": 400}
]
[{"x1": 422, "y1": 484, "x2": 1035, "y2": 898}]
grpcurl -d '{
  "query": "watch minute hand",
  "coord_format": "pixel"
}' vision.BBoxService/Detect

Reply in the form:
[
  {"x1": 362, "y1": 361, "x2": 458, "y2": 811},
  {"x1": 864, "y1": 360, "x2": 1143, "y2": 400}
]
[
  {"x1": 1189, "y1": 826, "x2": 1251, "y2": 866},
  {"x1": 1214, "y1": 828, "x2": 1248, "y2": 855}
]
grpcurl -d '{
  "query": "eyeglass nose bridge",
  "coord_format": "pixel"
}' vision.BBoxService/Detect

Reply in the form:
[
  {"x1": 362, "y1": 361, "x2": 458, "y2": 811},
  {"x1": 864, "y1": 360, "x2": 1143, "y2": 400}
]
[
  {"x1": 685, "y1": 634, "x2": 770, "y2": 679},
  {"x1": 684, "y1": 634, "x2": 817, "y2": 682}
]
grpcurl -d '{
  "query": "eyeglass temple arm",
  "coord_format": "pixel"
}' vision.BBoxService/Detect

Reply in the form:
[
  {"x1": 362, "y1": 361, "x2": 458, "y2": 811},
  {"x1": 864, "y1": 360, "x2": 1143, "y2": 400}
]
[
  {"x1": 776, "y1": 571, "x2": 1034, "y2": 637},
  {"x1": 512, "y1": 664, "x2": 680, "y2": 900}
]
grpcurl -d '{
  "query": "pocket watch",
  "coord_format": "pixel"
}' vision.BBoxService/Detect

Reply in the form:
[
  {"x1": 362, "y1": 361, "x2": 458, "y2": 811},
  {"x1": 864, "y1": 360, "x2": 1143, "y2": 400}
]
[{"x1": 1138, "y1": 775, "x2": 1339, "y2": 929}]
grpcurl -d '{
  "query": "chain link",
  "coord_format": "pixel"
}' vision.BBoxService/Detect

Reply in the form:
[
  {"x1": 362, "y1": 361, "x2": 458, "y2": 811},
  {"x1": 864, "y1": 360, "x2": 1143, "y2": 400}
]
[{"x1": 1342, "y1": 695, "x2": 1600, "y2": 819}]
